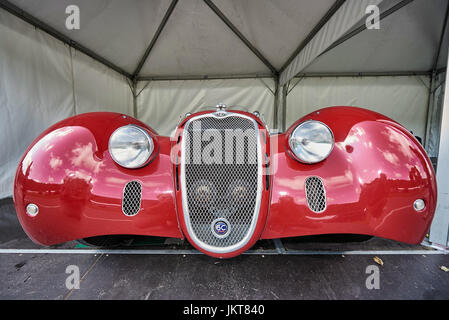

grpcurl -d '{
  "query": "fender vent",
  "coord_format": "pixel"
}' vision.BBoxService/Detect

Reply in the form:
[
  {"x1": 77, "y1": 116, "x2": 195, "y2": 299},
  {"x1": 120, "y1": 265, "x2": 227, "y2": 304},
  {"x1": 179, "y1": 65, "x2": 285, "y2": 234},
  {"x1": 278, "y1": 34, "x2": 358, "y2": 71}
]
[
  {"x1": 305, "y1": 177, "x2": 326, "y2": 213},
  {"x1": 122, "y1": 181, "x2": 142, "y2": 216}
]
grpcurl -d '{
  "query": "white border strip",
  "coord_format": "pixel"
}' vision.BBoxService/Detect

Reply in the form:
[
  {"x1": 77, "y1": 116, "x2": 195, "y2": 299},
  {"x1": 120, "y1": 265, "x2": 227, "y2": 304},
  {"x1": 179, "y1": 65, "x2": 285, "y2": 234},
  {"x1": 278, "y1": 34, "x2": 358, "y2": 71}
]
[{"x1": 0, "y1": 249, "x2": 446, "y2": 255}]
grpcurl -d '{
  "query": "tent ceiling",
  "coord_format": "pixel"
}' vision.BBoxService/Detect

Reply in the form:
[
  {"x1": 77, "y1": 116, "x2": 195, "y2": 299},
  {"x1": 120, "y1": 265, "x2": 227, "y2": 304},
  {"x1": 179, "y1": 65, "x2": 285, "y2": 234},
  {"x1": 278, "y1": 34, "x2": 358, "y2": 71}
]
[
  {"x1": 197, "y1": 0, "x2": 336, "y2": 71},
  {"x1": 2, "y1": 0, "x2": 448, "y2": 79},
  {"x1": 304, "y1": 0, "x2": 449, "y2": 73},
  {"x1": 8, "y1": 0, "x2": 173, "y2": 74},
  {"x1": 140, "y1": 0, "x2": 271, "y2": 76}
]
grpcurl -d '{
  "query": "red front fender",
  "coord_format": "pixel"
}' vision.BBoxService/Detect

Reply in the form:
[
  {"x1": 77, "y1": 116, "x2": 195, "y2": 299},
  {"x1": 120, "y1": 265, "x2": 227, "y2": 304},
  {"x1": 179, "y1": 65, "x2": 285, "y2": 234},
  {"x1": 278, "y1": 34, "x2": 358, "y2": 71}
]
[
  {"x1": 14, "y1": 112, "x2": 183, "y2": 245},
  {"x1": 261, "y1": 107, "x2": 437, "y2": 244}
]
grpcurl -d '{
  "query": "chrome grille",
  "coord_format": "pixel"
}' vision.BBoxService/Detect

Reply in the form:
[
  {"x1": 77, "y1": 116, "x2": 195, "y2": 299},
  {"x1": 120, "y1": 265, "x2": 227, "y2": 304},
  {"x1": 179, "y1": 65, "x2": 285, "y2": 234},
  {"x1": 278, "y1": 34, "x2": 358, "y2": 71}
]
[
  {"x1": 122, "y1": 181, "x2": 142, "y2": 216},
  {"x1": 305, "y1": 176, "x2": 326, "y2": 213},
  {"x1": 181, "y1": 113, "x2": 261, "y2": 252}
]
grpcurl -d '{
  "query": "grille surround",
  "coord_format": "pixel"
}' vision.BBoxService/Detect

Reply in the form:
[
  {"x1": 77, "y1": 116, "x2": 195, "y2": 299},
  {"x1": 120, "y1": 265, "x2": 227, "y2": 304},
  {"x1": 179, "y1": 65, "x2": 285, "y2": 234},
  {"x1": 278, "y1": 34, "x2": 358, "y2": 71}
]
[
  {"x1": 180, "y1": 112, "x2": 262, "y2": 254},
  {"x1": 305, "y1": 176, "x2": 326, "y2": 213},
  {"x1": 122, "y1": 181, "x2": 142, "y2": 216}
]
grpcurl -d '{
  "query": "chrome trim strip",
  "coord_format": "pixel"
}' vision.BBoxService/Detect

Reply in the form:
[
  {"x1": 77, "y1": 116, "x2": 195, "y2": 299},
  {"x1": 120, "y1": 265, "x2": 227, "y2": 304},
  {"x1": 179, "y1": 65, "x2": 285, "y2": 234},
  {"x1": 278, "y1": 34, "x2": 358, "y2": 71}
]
[{"x1": 0, "y1": 249, "x2": 445, "y2": 255}]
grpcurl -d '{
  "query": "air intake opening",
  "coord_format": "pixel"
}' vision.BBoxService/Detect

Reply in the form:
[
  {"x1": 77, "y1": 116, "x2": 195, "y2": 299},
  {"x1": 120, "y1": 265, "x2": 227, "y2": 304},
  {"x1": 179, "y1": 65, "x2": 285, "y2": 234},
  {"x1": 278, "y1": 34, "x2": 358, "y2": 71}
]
[
  {"x1": 305, "y1": 176, "x2": 326, "y2": 213},
  {"x1": 122, "y1": 181, "x2": 142, "y2": 216}
]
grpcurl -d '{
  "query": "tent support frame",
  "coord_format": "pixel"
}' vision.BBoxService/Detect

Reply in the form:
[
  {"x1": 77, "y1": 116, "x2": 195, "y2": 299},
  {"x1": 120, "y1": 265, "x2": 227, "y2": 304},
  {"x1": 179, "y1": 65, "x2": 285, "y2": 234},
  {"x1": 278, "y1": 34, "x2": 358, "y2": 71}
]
[
  {"x1": 425, "y1": 72, "x2": 437, "y2": 150},
  {"x1": 278, "y1": 0, "x2": 415, "y2": 87},
  {"x1": 132, "y1": 79, "x2": 138, "y2": 119},
  {"x1": 294, "y1": 71, "x2": 430, "y2": 78},
  {"x1": 273, "y1": 77, "x2": 280, "y2": 130},
  {"x1": 432, "y1": 1, "x2": 449, "y2": 73},
  {"x1": 425, "y1": 1, "x2": 449, "y2": 149},
  {"x1": 135, "y1": 71, "x2": 430, "y2": 82},
  {"x1": 279, "y1": 0, "x2": 346, "y2": 74},
  {"x1": 203, "y1": 0, "x2": 277, "y2": 75},
  {"x1": 429, "y1": 52, "x2": 449, "y2": 248},
  {"x1": 320, "y1": 0, "x2": 414, "y2": 57},
  {"x1": 132, "y1": 0, "x2": 178, "y2": 79},
  {"x1": 137, "y1": 74, "x2": 274, "y2": 81},
  {"x1": 281, "y1": 83, "x2": 288, "y2": 132},
  {"x1": 0, "y1": 0, "x2": 132, "y2": 79}
]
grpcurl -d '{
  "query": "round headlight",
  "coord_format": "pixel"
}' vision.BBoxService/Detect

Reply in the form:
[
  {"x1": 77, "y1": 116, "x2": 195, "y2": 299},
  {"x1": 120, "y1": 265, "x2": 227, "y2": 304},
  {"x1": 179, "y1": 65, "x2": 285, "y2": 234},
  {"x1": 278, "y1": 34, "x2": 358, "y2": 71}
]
[
  {"x1": 289, "y1": 120, "x2": 334, "y2": 164},
  {"x1": 109, "y1": 125, "x2": 154, "y2": 168}
]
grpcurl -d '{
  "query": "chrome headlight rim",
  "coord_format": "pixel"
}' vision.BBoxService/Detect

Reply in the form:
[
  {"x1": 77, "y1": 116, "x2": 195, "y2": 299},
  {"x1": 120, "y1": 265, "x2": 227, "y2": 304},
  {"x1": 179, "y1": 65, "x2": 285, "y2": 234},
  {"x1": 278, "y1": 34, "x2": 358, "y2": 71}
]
[
  {"x1": 288, "y1": 120, "x2": 335, "y2": 164},
  {"x1": 109, "y1": 124, "x2": 155, "y2": 169}
]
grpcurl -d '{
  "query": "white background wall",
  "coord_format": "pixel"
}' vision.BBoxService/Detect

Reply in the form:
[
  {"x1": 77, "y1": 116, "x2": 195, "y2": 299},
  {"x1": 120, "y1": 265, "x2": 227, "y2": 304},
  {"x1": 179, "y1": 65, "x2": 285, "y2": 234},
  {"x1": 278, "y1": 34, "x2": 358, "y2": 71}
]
[
  {"x1": 0, "y1": 10, "x2": 132, "y2": 198},
  {"x1": 136, "y1": 78, "x2": 276, "y2": 136},
  {"x1": 286, "y1": 76, "x2": 430, "y2": 138}
]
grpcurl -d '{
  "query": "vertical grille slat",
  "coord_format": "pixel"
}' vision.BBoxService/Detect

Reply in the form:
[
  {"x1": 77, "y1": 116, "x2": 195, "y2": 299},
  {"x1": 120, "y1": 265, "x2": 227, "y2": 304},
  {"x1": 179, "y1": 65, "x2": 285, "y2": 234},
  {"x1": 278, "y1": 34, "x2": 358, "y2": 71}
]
[
  {"x1": 181, "y1": 113, "x2": 261, "y2": 252},
  {"x1": 305, "y1": 177, "x2": 326, "y2": 213},
  {"x1": 122, "y1": 181, "x2": 142, "y2": 216}
]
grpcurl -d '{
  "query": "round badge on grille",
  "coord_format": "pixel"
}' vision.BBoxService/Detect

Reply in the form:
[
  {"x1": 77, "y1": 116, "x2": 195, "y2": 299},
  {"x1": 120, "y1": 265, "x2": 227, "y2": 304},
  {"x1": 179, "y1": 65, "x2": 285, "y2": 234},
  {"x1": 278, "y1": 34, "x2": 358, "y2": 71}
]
[{"x1": 211, "y1": 218, "x2": 231, "y2": 239}]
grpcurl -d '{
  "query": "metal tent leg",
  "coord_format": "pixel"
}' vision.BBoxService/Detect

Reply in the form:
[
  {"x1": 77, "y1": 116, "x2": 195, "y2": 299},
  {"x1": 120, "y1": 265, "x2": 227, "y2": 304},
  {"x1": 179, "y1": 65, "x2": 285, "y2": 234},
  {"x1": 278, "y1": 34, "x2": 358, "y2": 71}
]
[{"x1": 429, "y1": 57, "x2": 449, "y2": 248}]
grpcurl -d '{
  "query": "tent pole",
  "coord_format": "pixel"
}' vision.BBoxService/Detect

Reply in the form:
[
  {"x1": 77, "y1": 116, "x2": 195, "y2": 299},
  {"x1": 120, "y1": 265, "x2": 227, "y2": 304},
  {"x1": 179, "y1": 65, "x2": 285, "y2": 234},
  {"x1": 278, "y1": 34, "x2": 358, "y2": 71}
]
[
  {"x1": 280, "y1": 0, "x2": 386, "y2": 86},
  {"x1": 281, "y1": 84, "x2": 288, "y2": 132},
  {"x1": 436, "y1": 67, "x2": 447, "y2": 75},
  {"x1": 424, "y1": 1, "x2": 448, "y2": 150},
  {"x1": 424, "y1": 72, "x2": 436, "y2": 150},
  {"x1": 281, "y1": 0, "x2": 414, "y2": 84},
  {"x1": 321, "y1": 0, "x2": 414, "y2": 56},
  {"x1": 136, "y1": 74, "x2": 274, "y2": 81},
  {"x1": 432, "y1": 1, "x2": 449, "y2": 73},
  {"x1": 136, "y1": 72, "x2": 430, "y2": 81},
  {"x1": 429, "y1": 54, "x2": 449, "y2": 248},
  {"x1": 132, "y1": 0, "x2": 178, "y2": 79},
  {"x1": 274, "y1": 77, "x2": 280, "y2": 131},
  {"x1": 203, "y1": 0, "x2": 277, "y2": 75},
  {"x1": 132, "y1": 79, "x2": 138, "y2": 119},
  {"x1": 279, "y1": 0, "x2": 346, "y2": 74},
  {"x1": 295, "y1": 71, "x2": 430, "y2": 78}
]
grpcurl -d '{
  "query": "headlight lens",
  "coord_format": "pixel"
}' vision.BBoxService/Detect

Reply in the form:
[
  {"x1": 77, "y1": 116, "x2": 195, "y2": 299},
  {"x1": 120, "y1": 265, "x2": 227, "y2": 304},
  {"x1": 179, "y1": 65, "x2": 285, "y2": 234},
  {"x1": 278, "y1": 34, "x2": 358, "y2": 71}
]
[
  {"x1": 109, "y1": 125, "x2": 154, "y2": 168},
  {"x1": 289, "y1": 120, "x2": 334, "y2": 164}
]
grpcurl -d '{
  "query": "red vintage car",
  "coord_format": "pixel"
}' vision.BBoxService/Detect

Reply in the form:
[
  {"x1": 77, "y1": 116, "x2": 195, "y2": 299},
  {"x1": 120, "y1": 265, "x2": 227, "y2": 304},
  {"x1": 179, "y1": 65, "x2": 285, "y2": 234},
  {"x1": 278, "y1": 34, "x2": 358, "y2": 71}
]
[{"x1": 13, "y1": 105, "x2": 437, "y2": 258}]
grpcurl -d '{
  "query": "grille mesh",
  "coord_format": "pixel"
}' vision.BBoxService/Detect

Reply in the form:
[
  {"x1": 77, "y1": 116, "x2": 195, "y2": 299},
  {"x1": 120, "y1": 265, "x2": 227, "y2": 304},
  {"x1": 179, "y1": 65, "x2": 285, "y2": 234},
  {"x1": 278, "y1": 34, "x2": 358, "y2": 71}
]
[
  {"x1": 305, "y1": 177, "x2": 326, "y2": 213},
  {"x1": 183, "y1": 114, "x2": 259, "y2": 249},
  {"x1": 122, "y1": 181, "x2": 142, "y2": 216}
]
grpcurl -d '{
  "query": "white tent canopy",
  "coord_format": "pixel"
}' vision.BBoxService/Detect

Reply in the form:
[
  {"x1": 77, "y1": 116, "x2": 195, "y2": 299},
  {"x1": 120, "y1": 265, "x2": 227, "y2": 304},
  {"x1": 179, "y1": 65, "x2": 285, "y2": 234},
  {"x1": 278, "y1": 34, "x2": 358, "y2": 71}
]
[
  {"x1": 1, "y1": 0, "x2": 448, "y2": 245},
  {"x1": 1, "y1": 0, "x2": 446, "y2": 133},
  {"x1": 3, "y1": 0, "x2": 447, "y2": 78}
]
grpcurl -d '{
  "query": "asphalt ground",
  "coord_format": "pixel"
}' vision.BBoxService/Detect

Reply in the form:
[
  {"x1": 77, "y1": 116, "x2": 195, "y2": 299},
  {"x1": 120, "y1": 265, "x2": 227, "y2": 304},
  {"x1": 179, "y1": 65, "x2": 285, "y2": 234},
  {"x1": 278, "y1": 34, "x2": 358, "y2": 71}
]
[{"x1": 1, "y1": 197, "x2": 448, "y2": 300}]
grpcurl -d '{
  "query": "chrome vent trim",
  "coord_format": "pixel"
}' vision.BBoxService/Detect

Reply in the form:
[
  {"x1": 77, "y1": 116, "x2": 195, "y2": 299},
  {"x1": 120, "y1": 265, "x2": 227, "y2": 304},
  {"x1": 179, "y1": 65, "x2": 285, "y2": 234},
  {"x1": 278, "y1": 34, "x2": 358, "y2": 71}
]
[
  {"x1": 305, "y1": 176, "x2": 326, "y2": 213},
  {"x1": 180, "y1": 112, "x2": 262, "y2": 254},
  {"x1": 122, "y1": 181, "x2": 142, "y2": 216}
]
